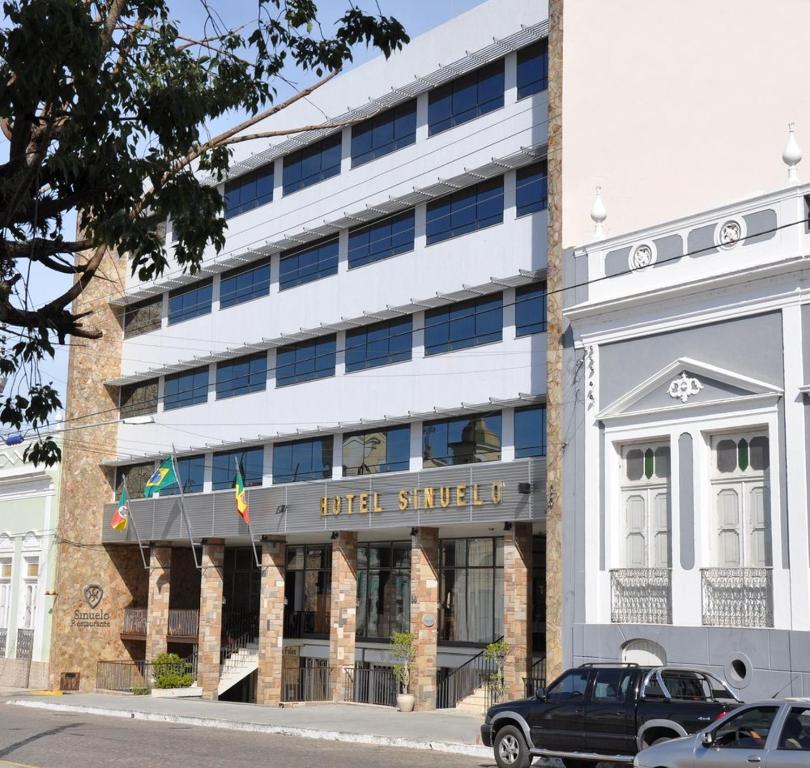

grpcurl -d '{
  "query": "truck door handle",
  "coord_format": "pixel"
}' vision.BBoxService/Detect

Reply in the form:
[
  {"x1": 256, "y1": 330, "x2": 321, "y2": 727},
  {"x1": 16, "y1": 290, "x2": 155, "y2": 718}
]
[{"x1": 746, "y1": 756, "x2": 761, "y2": 764}]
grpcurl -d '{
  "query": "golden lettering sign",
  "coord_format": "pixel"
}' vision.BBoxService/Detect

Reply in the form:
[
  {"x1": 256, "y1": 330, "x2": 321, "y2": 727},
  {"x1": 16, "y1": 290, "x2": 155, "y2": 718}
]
[{"x1": 320, "y1": 481, "x2": 504, "y2": 516}]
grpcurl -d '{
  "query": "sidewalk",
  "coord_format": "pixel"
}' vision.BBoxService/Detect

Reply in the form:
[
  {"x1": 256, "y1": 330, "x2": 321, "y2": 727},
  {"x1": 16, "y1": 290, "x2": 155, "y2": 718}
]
[{"x1": 7, "y1": 692, "x2": 490, "y2": 758}]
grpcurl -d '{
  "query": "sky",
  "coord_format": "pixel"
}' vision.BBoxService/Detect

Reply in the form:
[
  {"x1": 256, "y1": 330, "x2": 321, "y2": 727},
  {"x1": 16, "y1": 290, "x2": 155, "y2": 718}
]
[{"x1": 20, "y1": 0, "x2": 488, "y2": 404}]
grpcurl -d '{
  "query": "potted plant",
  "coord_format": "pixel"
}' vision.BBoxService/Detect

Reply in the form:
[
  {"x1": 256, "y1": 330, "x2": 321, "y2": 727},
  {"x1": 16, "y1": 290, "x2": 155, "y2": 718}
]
[
  {"x1": 389, "y1": 631, "x2": 416, "y2": 712},
  {"x1": 484, "y1": 639, "x2": 510, "y2": 704}
]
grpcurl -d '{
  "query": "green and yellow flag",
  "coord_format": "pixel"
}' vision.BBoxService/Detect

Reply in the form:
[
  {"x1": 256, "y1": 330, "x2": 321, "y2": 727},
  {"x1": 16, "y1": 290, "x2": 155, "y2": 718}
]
[
  {"x1": 234, "y1": 465, "x2": 250, "y2": 524},
  {"x1": 144, "y1": 457, "x2": 178, "y2": 498}
]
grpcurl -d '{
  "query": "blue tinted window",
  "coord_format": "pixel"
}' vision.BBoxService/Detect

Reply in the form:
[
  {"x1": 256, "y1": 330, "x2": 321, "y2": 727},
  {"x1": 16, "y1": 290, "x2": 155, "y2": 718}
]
[
  {"x1": 423, "y1": 413, "x2": 502, "y2": 467},
  {"x1": 212, "y1": 446, "x2": 264, "y2": 490},
  {"x1": 168, "y1": 281, "x2": 212, "y2": 324},
  {"x1": 517, "y1": 40, "x2": 549, "y2": 99},
  {"x1": 276, "y1": 336, "x2": 336, "y2": 386},
  {"x1": 351, "y1": 100, "x2": 417, "y2": 167},
  {"x1": 345, "y1": 317, "x2": 412, "y2": 372},
  {"x1": 220, "y1": 260, "x2": 271, "y2": 308},
  {"x1": 348, "y1": 210, "x2": 415, "y2": 268},
  {"x1": 515, "y1": 405, "x2": 547, "y2": 458},
  {"x1": 161, "y1": 455, "x2": 205, "y2": 495},
  {"x1": 516, "y1": 163, "x2": 548, "y2": 216},
  {"x1": 224, "y1": 166, "x2": 274, "y2": 219},
  {"x1": 164, "y1": 367, "x2": 209, "y2": 410},
  {"x1": 515, "y1": 282, "x2": 547, "y2": 336},
  {"x1": 273, "y1": 437, "x2": 333, "y2": 484},
  {"x1": 426, "y1": 177, "x2": 503, "y2": 245},
  {"x1": 342, "y1": 426, "x2": 411, "y2": 475},
  {"x1": 283, "y1": 134, "x2": 342, "y2": 194},
  {"x1": 279, "y1": 237, "x2": 339, "y2": 290},
  {"x1": 424, "y1": 294, "x2": 502, "y2": 355},
  {"x1": 428, "y1": 61, "x2": 504, "y2": 135},
  {"x1": 216, "y1": 353, "x2": 267, "y2": 399}
]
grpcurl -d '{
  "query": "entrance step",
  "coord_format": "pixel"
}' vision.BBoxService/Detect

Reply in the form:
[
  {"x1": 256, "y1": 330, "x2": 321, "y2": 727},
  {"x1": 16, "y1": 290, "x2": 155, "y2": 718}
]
[
  {"x1": 454, "y1": 685, "x2": 490, "y2": 716},
  {"x1": 218, "y1": 646, "x2": 259, "y2": 696}
]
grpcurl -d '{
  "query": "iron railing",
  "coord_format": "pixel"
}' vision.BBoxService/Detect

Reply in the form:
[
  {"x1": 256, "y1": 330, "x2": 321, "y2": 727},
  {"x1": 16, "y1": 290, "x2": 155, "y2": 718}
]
[
  {"x1": 122, "y1": 608, "x2": 147, "y2": 636},
  {"x1": 0, "y1": 627, "x2": 6, "y2": 658},
  {"x1": 701, "y1": 568, "x2": 773, "y2": 627},
  {"x1": 168, "y1": 609, "x2": 199, "y2": 638},
  {"x1": 15, "y1": 628, "x2": 34, "y2": 659},
  {"x1": 436, "y1": 636, "x2": 503, "y2": 709},
  {"x1": 281, "y1": 662, "x2": 332, "y2": 702},
  {"x1": 96, "y1": 656, "x2": 196, "y2": 692},
  {"x1": 524, "y1": 655, "x2": 547, "y2": 698},
  {"x1": 610, "y1": 568, "x2": 672, "y2": 624},
  {"x1": 344, "y1": 665, "x2": 398, "y2": 707}
]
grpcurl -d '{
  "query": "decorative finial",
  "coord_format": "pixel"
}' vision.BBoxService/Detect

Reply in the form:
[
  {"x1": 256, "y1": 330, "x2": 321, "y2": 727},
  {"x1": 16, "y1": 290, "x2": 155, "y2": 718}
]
[
  {"x1": 591, "y1": 187, "x2": 607, "y2": 239},
  {"x1": 783, "y1": 122, "x2": 801, "y2": 185}
]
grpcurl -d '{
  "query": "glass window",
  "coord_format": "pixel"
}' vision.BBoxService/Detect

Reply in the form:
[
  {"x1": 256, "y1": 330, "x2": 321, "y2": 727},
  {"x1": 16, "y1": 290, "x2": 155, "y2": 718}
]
[
  {"x1": 216, "y1": 353, "x2": 267, "y2": 399},
  {"x1": 423, "y1": 413, "x2": 502, "y2": 468},
  {"x1": 546, "y1": 669, "x2": 590, "y2": 702},
  {"x1": 712, "y1": 706, "x2": 779, "y2": 749},
  {"x1": 283, "y1": 133, "x2": 342, "y2": 194},
  {"x1": 272, "y1": 436, "x2": 333, "y2": 484},
  {"x1": 342, "y1": 426, "x2": 411, "y2": 476},
  {"x1": 168, "y1": 280, "x2": 212, "y2": 324},
  {"x1": 351, "y1": 100, "x2": 417, "y2": 167},
  {"x1": 424, "y1": 294, "x2": 502, "y2": 355},
  {"x1": 219, "y1": 259, "x2": 271, "y2": 308},
  {"x1": 515, "y1": 281, "x2": 547, "y2": 336},
  {"x1": 426, "y1": 177, "x2": 504, "y2": 245},
  {"x1": 515, "y1": 405, "x2": 547, "y2": 458},
  {"x1": 284, "y1": 544, "x2": 331, "y2": 637},
  {"x1": 160, "y1": 455, "x2": 205, "y2": 495},
  {"x1": 779, "y1": 706, "x2": 810, "y2": 751},
  {"x1": 119, "y1": 379, "x2": 158, "y2": 419},
  {"x1": 164, "y1": 367, "x2": 209, "y2": 410},
  {"x1": 428, "y1": 60, "x2": 505, "y2": 135},
  {"x1": 224, "y1": 166, "x2": 274, "y2": 219},
  {"x1": 516, "y1": 40, "x2": 549, "y2": 99},
  {"x1": 345, "y1": 317, "x2": 412, "y2": 372},
  {"x1": 123, "y1": 297, "x2": 161, "y2": 338},
  {"x1": 348, "y1": 210, "x2": 415, "y2": 268},
  {"x1": 592, "y1": 668, "x2": 633, "y2": 703},
  {"x1": 516, "y1": 163, "x2": 548, "y2": 217},
  {"x1": 276, "y1": 336, "x2": 336, "y2": 387},
  {"x1": 115, "y1": 462, "x2": 156, "y2": 500},
  {"x1": 212, "y1": 447, "x2": 264, "y2": 491},
  {"x1": 357, "y1": 542, "x2": 411, "y2": 639},
  {"x1": 439, "y1": 537, "x2": 503, "y2": 644},
  {"x1": 279, "y1": 237, "x2": 339, "y2": 290}
]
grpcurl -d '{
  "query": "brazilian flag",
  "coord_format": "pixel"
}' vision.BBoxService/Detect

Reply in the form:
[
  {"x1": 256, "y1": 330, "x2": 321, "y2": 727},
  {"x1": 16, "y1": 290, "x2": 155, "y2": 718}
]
[{"x1": 144, "y1": 458, "x2": 178, "y2": 498}]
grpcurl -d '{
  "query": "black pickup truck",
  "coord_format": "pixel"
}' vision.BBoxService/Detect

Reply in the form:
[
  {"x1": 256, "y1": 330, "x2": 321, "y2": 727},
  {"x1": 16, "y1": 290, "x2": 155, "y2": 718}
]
[{"x1": 480, "y1": 664, "x2": 741, "y2": 768}]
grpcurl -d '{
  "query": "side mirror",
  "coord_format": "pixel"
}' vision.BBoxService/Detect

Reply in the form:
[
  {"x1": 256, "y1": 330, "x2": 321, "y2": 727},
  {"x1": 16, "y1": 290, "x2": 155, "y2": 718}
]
[
  {"x1": 534, "y1": 687, "x2": 546, "y2": 700},
  {"x1": 701, "y1": 732, "x2": 714, "y2": 747}
]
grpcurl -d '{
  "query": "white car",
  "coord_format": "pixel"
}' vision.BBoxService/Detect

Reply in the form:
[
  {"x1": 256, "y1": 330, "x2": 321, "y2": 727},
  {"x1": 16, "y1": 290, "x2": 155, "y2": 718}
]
[{"x1": 634, "y1": 699, "x2": 810, "y2": 768}]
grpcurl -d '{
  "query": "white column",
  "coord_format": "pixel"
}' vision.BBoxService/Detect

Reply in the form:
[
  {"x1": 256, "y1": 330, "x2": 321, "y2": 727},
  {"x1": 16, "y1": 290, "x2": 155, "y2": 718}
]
[
  {"x1": 273, "y1": 157, "x2": 284, "y2": 200},
  {"x1": 263, "y1": 444, "x2": 274, "y2": 485},
  {"x1": 337, "y1": 230, "x2": 349, "y2": 274},
  {"x1": 202, "y1": 451, "x2": 213, "y2": 493},
  {"x1": 340, "y1": 126, "x2": 352, "y2": 173},
  {"x1": 415, "y1": 93, "x2": 429, "y2": 142},
  {"x1": 409, "y1": 421, "x2": 423, "y2": 472},
  {"x1": 335, "y1": 331, "x2": 346, "y2": 377},
  {"x1": 504, "y1": 51, "x2": 518, "y2": 105},
  {"x1": 503, "y1": 287, "x2": 517, "y2": 341},
  {"x1": 332, "y1": 433, "x2": 343, "y2": 479}
]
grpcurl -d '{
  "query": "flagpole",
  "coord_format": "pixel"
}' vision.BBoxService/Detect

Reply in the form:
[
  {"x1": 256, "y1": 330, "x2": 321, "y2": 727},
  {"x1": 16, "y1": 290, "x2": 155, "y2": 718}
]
[
  {"x1": 172, "y1": 444, "x2": 201, "y2": 570},
  {"x1": 235, "y1": 457, "x2": 260, "y2": 567},
  {"x1": 124, "y1": 479, "x2": 149, "y2": 570}
]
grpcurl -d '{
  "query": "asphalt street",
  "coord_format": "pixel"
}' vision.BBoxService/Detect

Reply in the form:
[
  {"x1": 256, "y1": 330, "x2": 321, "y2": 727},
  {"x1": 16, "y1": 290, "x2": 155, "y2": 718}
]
[{"x1": 0, "y1": 702, "x2": 492, "y2": 768}]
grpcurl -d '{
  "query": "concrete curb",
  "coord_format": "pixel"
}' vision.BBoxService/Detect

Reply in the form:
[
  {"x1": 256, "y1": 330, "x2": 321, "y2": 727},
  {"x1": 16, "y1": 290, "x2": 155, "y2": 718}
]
[{"x1": 8, "y1": 699, "x2": 491, "y2": 759}]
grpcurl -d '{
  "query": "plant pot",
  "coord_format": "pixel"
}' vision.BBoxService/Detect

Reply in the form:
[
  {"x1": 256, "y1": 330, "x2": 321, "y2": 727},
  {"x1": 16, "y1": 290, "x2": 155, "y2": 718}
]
[{"x1": 397, "y1": 693, "x2": 415, "y2": 712}]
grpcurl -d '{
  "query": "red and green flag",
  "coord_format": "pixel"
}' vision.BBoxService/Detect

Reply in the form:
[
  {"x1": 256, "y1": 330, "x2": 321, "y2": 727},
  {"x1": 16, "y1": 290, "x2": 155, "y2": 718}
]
[
  {"x1": 111, "y1": 484, "x2": 129, "y2": 531},
  {"x1": 234, "y1": 465, "x2": 250, "y2": 524}
]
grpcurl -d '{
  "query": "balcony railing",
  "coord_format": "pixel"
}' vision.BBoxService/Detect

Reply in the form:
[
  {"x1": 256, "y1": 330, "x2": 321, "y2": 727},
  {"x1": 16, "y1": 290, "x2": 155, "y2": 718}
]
[
  {"x1": 701, "y1": 568, "x2": 773, "y2": 628},
  {"x1": 16, "y1": 628, "x2": 34, "y2": 659},
  {"x1": 610, "y1": 568, "x2": 672, "y2": 625},
  {"x1": 122, "y1": 607, "x2": 200, "y2": 640},
  {"x1": 122, "y1": 608, "x2": 147, "y2": 637}
]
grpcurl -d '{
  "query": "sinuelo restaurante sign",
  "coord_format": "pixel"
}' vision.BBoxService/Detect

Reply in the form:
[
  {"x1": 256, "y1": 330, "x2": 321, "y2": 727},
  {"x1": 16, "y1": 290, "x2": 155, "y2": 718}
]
[{"x1": 320, "y1": 481, "x2": 504, "y2": 516}]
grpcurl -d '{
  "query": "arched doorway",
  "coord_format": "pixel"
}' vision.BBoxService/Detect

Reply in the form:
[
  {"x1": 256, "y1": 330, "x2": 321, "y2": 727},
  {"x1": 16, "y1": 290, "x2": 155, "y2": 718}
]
[{"x1": 621, "y1": 638, "x2": 666, "y2": 666}]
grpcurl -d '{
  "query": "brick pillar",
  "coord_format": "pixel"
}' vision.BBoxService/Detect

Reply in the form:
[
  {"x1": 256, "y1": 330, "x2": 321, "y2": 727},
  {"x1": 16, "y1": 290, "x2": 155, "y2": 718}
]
[
  {"x1": 146, "y1": 546, "x2": 172, "y2": 661},
  {"x1": 256, "y1": 538, "x2": 286, "y2": 706},
  {"x1": 198, "y1": 540, "x2": 225, "y2": 700},
  {"x1": 329, "y1": 532, "x2": 357, "y2": 700},
  {"x1": 503, "y1": 523, "x2": 533, "y2": 701},
  {"x1": 410, "y1": 527, "x2": 439, "y2": 711}
]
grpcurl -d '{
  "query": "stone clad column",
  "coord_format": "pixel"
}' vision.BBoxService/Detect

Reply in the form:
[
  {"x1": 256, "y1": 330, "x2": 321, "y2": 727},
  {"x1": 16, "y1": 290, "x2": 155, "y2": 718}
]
[
  {"x1": 503, "y1": 523, "x2": 533, "y2": 701},
  {"x1": 146, "y1": 546, "x2": 172, "y2": 661},
  {"x1": 256, "y1": 538, "x2": 286, "y2": 706},
  {"x1": 329, "y1": 532, "x2": 357, "y2": 700},
  {"x1": 198, "y1": 540, "x2": 225, "y2": 700},
  {"x1": 410, "y1": 527, "x2": 439, "y2": 711}
]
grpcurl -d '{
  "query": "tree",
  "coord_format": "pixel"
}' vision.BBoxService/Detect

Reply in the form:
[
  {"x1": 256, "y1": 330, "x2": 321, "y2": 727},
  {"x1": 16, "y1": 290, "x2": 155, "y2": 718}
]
[{"x1": 0, "y1": 0, "x2": 408, "y2": 465}]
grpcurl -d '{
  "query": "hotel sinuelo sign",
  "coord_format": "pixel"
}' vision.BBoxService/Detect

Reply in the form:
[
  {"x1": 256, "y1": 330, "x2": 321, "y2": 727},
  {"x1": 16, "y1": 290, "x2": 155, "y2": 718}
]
[{"x1": 102, "y1": 458, "x2": 545, "y2": 543}]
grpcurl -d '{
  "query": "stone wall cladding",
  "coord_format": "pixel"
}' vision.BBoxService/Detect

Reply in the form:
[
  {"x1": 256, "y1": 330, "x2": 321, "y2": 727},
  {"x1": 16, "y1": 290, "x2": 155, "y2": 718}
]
[
  {"x1": 503, "y1": 522, "x2": 533, "y2": 700},
  {"x1": 198, "y1": 541, "x2": 225, "y2": 700},
  {"x1": 146, "y1": 546, "x2": 171, "y2": 661},
  {"x1": 410, "y1": 528, "x2": 439, "y2": 711},
  {"x1": 256, "y1": 538, "x2": 285, "y2": 706},
  {"x1": 329, "y1": 531, "x2": 357, "y2": 699},
  {"x1": 0, "y1": 658, "x2": 31, "y2": 687}
]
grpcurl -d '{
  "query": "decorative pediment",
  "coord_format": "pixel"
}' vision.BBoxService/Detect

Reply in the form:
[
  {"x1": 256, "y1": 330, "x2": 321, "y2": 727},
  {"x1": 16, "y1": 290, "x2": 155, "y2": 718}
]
[{"x1": 599, "y1": 358, "x2": 782, "y2": 419}]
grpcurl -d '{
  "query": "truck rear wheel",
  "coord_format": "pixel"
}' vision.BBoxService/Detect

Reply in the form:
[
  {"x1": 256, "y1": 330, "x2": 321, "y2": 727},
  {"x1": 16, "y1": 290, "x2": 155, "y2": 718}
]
[{"x1": 493, "y1": 725, "x2": 531, "y2": 768}]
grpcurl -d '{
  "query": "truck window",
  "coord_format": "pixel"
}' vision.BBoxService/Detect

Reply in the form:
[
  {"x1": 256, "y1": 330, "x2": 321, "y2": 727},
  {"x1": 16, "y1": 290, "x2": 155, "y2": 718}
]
[
  {"x1": 592, "y1": 668, "x2": 634, "y2": 703},
  {"x1": 662, "y1": 672, "x2": 710, "y2": 701},
  {"x1": 547, "y1": 670, "x2": 589, "y2": 702}
]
